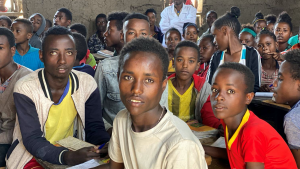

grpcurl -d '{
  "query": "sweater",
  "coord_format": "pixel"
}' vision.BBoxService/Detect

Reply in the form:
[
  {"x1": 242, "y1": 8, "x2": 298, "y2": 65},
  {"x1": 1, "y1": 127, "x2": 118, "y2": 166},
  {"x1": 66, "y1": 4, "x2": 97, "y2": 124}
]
[
  {"x1": 29, "y1": 13, "x2": 46, "y2": 49},
  {"x1": 0, "y1": 66, "x2": 32, "y2": 144}
]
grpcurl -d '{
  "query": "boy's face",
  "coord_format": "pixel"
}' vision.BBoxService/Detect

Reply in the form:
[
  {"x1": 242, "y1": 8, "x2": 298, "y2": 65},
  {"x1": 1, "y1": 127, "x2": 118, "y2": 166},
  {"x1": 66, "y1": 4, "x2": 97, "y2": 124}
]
[
  {"x1": 165, "y1": 31, "x2": 181, "y2": 51},
  {"x1": 183, "y1": 26, "x2": 198, "y2": 43},
  {"x1": 11, "y1": 21, "x2": 32, "y2": 44},
  {"x1": 40, "y1": 34, "x2": 76, "y2": 79},
  {"x1": 256, "y1": 34, "x2": 278, "y2": 60},
  {"x1": 119, "y1": 51, "x2": 167, "y2": 116},
  {"x1": 0, "y1": 19, "x2": 10, "y2": 29},
  {"x1": 254, "y1": 21, "x2": 267, "y2": 34},
  {"x1": 274, "y1": 22, "x2": 292, "y2": 43},
  {"x1": 239, "y1": 32, "x2": 255, "y2": 47},
  {"x1": 103, "y1": 20, "x2": 123, "y2": 48},
  {"x1": 273, "y1": 61, "x2": 300, "y2": 106},
  {"x1": 146, "y1": 12, "x2": 156, "y2": 28},
  {"x1": 199, "y1": 37, "x2": 216, "y2": 64},
  {"x1": 211, "y1": 68, "x2": 253, "y2": 120},
  {"x1": 96, "y1": 17, "x2": 107, "y2": 32},
  {"x1": 29, "y1": 14, "x2": 42, "y2": 33},
  {"x1": 53, "y1": 11, "x2": 71, "y2": 28},
  {"x1": 123, "y1": 19, "x2": 150, "y2": 43},
  {"x1": 0, "y1": 35, "x2": 15, "y2": 69},
  {"x1": 206, "y1": 12, "x2": 217, "y2": 28},
  {"x1": 174, "y1": 47, "x2": 199, "y2": 81}
]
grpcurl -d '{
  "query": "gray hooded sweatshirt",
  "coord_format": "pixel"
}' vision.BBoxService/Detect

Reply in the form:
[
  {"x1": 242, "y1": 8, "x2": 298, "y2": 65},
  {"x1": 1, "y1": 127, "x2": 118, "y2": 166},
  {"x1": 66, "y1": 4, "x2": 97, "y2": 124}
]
[{"x1": 29, "y1": 13, "x2": 46, "y2": 49}]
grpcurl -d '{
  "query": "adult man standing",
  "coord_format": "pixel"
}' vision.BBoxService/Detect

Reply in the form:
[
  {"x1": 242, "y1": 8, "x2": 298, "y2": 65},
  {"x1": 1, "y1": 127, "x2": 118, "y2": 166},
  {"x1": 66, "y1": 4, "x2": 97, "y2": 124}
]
[{"x1": 199, "y1": 10, "x2": 217, "y2": 39}]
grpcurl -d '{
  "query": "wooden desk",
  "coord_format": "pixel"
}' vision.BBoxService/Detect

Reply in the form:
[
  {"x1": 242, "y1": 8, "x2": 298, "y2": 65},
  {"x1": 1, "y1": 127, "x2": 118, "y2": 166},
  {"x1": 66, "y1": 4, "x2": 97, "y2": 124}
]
[{"x1": 249, "y1": 98, "x2": 290, "y2": 141}]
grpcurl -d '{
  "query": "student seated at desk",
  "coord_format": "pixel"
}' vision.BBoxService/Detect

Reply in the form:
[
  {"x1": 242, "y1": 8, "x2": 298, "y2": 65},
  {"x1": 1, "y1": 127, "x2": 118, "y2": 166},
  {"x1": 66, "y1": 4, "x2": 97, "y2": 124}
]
[
  {"x1": 93, "y1": 37, "x2": 208, "y2": 169},
  {"x1": 256, "y1": 29, "x2": 282, "y2": 92},
  {"x1": 204, "y1": 62, "x2": 297, "y2": 169},
  {"x1": 165, "y1": 28, "x2": 181, "y2": 76},
  {"x1": 70, "y1": 23, "x2": 97, "y2": 69},
  {"x1": 72, "y1": 32, "x2": 95, "y2": 77},
  {"x1": 273, "y1": 49, "x2": 300, "y2": 168},
  {"x1": 0, "y1": 28, "x2": 32, "y2": 168},
  {"x1": 167, "y1": 40, "x2": 221, "y2": 129},
  {"x1": 5, "y1": 26, "x2": 110, "y2": 168}
]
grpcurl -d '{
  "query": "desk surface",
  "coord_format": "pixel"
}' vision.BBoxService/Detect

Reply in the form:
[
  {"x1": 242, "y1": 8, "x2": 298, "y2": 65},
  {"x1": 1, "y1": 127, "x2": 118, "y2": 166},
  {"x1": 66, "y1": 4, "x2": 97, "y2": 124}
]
[{"x1": 252, "y1": 98, "x2": 290, "y2": 111}]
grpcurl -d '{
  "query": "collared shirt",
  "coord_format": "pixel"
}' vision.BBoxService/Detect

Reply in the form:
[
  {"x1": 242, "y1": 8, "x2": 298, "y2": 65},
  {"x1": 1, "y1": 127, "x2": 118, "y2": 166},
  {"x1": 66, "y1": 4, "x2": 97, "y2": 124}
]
[
  {"x1": 0, "y1": 64, "x2": 21, "y2": 93},
  {"x1": 13, "y1": 45, "x2": 44, "y2": 71},
  {"x1": 221, "y1": 110, "x2": 297, "y2": 169},
  {"x1": 94, "y1": 55, "x2": 125, "y2": 125},
  {"x1": 88, "y1": 32, "x2": 106, "y2": 53}
]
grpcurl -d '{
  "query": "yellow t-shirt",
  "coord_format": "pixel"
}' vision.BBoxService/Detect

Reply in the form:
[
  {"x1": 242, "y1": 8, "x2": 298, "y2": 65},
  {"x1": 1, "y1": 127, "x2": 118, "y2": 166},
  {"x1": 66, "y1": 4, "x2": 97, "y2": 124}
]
[
  {"x1": 168, "y1": 60, "x2": 175, "y2": 73},
  {"x1": 45, "y1": 78, "x2": 77, "y2": 144},
  {"x1": 167, "y1": 78, "x2": 196, "y2": 122}
]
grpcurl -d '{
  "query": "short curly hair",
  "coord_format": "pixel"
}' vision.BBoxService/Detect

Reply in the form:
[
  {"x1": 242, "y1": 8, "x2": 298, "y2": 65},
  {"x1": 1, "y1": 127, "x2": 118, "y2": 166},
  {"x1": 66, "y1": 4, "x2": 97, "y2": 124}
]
[
  {"x1": 70, "y1": 23, "x2": 87, "y2": 38},
  {"x1": 217, "y1": 62, "x2": 255, "y2": 93},
  {"x1": 174, "y1": 40, "x2": 200, "y2": 62},
  {"x1": 13, "y1": 18, "x2": 33, "y2": 33},
  {"x1": 0, "y1": 15, "x2": 12, "y2": 27},
  {"x1": 57, "y1": 8, "x2": 72, "y2": 21},
  {"x1": 107, "y1": 11, "x2": 129, "y2": 31},
  {"x1": 123, "y1": 13, "x2": 150, "y2": 23},
  {"x1": 119, "y1": 37, "x2": 169, "y2": 80},
  {"x1": 145, "y1": 8, "x2": 157, "y2": 15},
  {"x1": 42, "y1": 26, "x2": 74, "y2": 52},
  {"x1": 284, "y1": 49, "x2": 300, "y2": 80},
  {"x1": 0, "y1": 27, "x2": 15, "y2": 48}
]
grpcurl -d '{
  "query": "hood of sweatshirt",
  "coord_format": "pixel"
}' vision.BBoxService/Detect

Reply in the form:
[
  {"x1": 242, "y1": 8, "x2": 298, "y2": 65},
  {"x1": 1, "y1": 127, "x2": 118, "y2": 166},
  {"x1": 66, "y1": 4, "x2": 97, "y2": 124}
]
[{"x1": 30, "y1": 13, "x2": 46, "y2": 36}]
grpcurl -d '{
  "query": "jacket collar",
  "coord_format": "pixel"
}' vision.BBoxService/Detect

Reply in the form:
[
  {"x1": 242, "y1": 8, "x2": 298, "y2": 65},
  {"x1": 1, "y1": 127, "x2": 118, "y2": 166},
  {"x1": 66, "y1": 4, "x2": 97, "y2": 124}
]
[
  {"x1": 38, "y1": 69, "x2": 79, "y2": 100},
  {"x1": 167, "y1": 73, "x2": 206, "y2": 91}
]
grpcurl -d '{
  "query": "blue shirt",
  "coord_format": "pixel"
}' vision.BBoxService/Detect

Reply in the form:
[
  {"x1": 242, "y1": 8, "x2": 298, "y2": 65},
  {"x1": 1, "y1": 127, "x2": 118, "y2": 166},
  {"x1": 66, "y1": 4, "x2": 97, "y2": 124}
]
[
  {"x1": 13, "y1": 45, "x2": 44, "y2": 71},
  {"x1": 284, "y1": 99, "x2": 300, "y2": 149}
]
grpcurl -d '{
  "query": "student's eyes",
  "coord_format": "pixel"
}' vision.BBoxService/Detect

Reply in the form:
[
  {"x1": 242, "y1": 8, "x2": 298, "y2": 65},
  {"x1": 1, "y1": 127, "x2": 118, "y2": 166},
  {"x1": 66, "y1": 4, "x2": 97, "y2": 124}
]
[
  {"x1": 124, "y1": 75, "x2": 132, "y2": 81},
  {"x1": 266, "y1": 43, "x2": 271, "y2": 46},
  {"x1": 145, "y1": 79, "x2": 154, "y2": 83},
  {"x1": 66, "y1": 51, "x2": 73, "y2": 55},
  {"x1": 0, "y1": 47, "x2": 3, "y2": 50},
  {"x1": 50, "y1": 51, "x2": 58, "y2": 55},
  {"x1": 257, "y1": 44, "x2": 262, "y2": 48},
  {"x1": 142, "y1": 32, "x2": 147, "y2": 36},
  {"x1": 16, "y1": 30, "x2": 20, "y2": 33},
  {"x1": 189, "y1": 60, "x2": 195, "y2": 63},
  {"x1": 128, "y1": 32, "x2": 134, "y2": 35},
  {"x1": 175, "y1": 38, "x2": 179, "y2": 41},
  {"x1": 177, "y1": 58, "x2": 182, "y2": 62},
  {"x1": 212, "y1": 88, "x2": 218, "y2": 93},
  {"x1": 227, "y1": 89, "x2": 235, "y2": 94}
]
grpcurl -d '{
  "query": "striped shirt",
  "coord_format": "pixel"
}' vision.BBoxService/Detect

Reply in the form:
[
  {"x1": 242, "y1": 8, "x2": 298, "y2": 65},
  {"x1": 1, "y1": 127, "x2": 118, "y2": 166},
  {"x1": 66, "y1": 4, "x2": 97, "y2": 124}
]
[{"x1": 167, "y1": 78, "x2": 196, "y2": 122}]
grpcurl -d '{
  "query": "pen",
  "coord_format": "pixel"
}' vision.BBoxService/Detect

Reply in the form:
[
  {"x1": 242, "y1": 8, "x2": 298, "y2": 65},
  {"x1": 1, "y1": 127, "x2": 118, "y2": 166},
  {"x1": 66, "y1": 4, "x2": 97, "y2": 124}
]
[
  {"x1": 269, "y1": 84, "x2": 273, "y2": 87},
  {"x1": 98, "y1": 143, "x2": 106, "y2": 150}
]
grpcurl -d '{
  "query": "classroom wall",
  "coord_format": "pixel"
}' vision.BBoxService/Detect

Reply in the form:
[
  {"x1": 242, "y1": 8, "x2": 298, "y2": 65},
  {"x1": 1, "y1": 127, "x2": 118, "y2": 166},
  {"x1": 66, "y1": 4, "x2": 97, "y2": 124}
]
[
  {"x1": 199, "y1": 0, "x2": 300, "y2": 35},
  {"x1": 22, "y1": 0, "x2": 165, "y2": 38}
]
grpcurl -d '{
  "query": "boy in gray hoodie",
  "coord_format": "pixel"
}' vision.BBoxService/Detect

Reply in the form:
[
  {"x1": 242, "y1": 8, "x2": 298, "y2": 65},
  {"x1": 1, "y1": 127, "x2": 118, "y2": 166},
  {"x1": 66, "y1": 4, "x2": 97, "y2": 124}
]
[{"x1": 29, "y1": 13, "x2": 46, "y2": 49}]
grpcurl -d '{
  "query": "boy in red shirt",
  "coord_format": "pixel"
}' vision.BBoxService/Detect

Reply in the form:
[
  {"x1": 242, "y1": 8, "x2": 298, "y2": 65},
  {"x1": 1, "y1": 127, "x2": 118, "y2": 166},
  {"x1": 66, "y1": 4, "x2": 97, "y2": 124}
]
[{"x1": 206, "y1": 62, "x2": 297, "y2": 169}]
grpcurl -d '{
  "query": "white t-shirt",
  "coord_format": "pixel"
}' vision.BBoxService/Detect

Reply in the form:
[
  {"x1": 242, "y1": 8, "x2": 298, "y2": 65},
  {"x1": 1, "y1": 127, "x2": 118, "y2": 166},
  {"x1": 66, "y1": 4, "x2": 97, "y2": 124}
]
[{"x1": 108, "y1": 109, "x2": 208, "y2": 169}]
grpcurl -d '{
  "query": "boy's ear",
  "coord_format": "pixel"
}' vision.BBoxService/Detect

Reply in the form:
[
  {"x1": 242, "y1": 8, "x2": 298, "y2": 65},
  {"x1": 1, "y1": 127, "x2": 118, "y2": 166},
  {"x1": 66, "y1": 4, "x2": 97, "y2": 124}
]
[
  {"x1": 245, "y1": 92, "x2": 254, "y2": 105},
  {"x1": 67, "y1": 20, "x2": 71, "y2": 27},
  {"x1": 120, "y1": 30, "x2": 124, "y2": 42},
  {"x1": 289, "y1": 31, "x2": 293, "y2": 38},
  {"x1": 161, "y1": 77, "x2": 168, "y2": 92},
  {"x1": 39, "y1": 50, "x2": 44, "y2": 63},
  {"x1": 27, "y1": 33, "x2": 33, "y2": 40},
  {"x1": 196, "y1": 61, "x2": 200, "y2": 71},
  {"x1": 275, "y1": 41, "x2": 279, "y2": 50},
  {"x1": 10, "y1": 46, "x2": 16, "y2": 56}
]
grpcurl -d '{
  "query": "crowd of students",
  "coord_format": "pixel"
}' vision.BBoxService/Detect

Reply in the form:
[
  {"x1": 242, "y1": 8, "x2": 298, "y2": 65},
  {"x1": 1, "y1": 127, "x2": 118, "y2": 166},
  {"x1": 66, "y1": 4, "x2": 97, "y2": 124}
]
[{"x1": 1, "y1": 0, "x2": 300, "y2": 168}]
